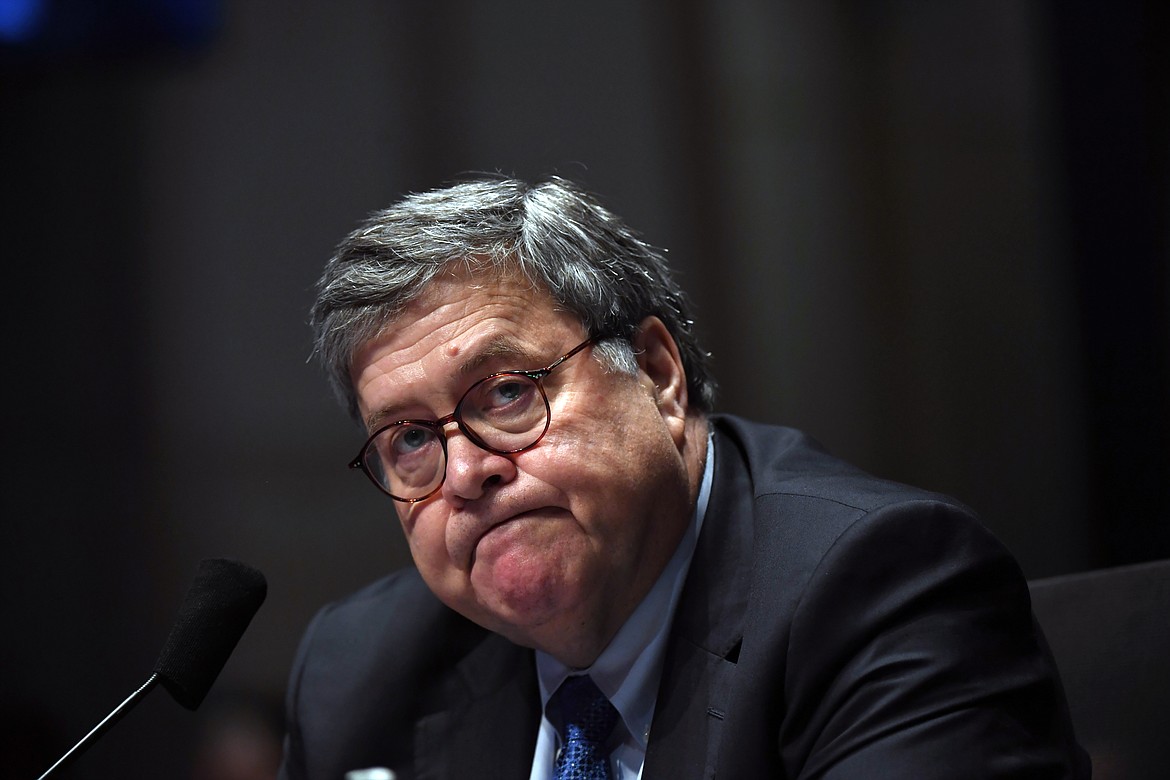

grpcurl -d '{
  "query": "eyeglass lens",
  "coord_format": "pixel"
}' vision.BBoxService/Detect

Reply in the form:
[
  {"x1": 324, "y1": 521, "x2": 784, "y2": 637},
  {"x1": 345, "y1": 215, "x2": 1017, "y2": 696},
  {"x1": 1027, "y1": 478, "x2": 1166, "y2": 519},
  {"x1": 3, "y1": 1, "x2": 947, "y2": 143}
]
[{"x1": 360, "y1": 371, "x2": 550, "y2": 501}]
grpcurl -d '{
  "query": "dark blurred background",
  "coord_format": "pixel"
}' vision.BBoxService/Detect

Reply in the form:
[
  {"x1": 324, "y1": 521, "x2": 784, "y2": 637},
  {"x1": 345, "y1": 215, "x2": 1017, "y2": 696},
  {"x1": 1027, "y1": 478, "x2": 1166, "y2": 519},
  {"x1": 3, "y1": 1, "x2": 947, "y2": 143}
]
[{"x1": 2, "y1": 1, "x2": 1166, "y2": 777}]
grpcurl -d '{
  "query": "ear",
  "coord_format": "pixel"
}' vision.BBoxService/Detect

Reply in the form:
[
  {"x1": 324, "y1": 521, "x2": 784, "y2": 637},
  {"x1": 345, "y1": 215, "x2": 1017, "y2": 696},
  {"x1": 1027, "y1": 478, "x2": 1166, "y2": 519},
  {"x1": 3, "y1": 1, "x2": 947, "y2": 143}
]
[{"x1": 631, "y1": 316, "x2": 690, "y2": 447}]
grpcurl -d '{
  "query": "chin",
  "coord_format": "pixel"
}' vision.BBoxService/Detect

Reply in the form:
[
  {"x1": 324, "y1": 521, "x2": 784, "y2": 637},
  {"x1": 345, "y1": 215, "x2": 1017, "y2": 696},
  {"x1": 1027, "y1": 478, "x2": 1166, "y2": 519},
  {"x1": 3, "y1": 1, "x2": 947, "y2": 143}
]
[
  {"x1": 478, "y1": 580, "x2": 572, "y2": 628},
  {"x1": 473, "y1": 576, "x2": 591, "y2": 642}
]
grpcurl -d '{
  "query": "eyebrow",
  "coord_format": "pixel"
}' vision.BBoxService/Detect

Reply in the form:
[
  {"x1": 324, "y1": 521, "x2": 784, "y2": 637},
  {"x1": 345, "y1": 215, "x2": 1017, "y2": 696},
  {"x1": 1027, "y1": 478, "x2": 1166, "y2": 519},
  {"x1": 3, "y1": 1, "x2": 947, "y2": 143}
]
[
  {"x1": 456, "y1": 336, "x2": 541, "y2": 375},
  {"x1": 363, "y1": 336, "x2": 544, "y2": 431}
]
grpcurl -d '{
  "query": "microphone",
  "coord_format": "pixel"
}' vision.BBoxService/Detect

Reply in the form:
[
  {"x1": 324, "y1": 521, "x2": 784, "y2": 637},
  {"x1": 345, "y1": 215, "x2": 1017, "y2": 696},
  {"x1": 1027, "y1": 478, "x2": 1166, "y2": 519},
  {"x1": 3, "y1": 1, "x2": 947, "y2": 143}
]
[
  {"x1": 153, "y1": 557, "x2": 269, "y2": 710},
  {"x1": 36, "y1": 558, "x2": 267, "y2": 779}
]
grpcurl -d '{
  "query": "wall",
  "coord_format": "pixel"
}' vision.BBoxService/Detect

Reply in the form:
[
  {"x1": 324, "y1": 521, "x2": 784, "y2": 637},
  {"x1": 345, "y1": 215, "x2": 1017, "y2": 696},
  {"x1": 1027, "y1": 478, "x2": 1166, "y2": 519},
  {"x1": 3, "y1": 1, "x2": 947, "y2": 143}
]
[{"x1": 3, "y1": 1, "x2": 1165, "y2": 777}]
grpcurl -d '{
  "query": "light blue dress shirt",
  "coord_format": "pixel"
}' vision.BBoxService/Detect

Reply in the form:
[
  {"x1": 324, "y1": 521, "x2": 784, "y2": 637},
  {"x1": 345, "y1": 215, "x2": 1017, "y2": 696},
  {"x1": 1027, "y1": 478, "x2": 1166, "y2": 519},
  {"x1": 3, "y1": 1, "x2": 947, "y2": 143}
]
[{"x1": 528, "y1": 434, "x2": 714, "y2": 780}]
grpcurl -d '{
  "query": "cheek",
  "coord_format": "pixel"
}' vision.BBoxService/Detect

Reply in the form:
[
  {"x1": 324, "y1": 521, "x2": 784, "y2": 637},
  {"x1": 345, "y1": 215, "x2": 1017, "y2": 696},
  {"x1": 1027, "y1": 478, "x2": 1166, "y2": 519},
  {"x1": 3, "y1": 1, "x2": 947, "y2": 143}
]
[
  {"x1": 550, "y1": 384, "x2": 658, "y2": 456},
  {"x1": 398, "y1": 506, "x2": 453, "y2": 574},
  {"x1": 535, "y1": 401, "x2": 683, "y2": 526},
  {"x1": 566, "y1": 390, "x2": 673, "y2": 466}
]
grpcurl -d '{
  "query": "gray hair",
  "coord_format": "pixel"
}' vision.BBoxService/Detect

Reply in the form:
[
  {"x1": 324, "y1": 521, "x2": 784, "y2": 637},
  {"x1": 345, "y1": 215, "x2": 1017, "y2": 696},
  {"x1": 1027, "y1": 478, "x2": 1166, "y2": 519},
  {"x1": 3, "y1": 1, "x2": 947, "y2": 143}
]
[{"x1": 310, "y1": 176, "x2": 716, "y2": 420}]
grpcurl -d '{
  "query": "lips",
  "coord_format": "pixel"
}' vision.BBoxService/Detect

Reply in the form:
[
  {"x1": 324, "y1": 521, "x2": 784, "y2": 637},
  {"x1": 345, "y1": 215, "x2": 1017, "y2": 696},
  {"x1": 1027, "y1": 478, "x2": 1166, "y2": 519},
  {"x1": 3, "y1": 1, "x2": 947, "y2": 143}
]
[{"x1": 465, "y1": 506, "x2": 558, "y2": 567}]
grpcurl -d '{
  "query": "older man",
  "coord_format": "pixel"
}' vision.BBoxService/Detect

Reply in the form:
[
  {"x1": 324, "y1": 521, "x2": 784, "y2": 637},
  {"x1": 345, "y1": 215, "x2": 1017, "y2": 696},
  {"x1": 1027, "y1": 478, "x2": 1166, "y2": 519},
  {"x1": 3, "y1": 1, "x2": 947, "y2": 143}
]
[{"x1": 280, "y1": 177, "x2": 1088, "y2": 779}]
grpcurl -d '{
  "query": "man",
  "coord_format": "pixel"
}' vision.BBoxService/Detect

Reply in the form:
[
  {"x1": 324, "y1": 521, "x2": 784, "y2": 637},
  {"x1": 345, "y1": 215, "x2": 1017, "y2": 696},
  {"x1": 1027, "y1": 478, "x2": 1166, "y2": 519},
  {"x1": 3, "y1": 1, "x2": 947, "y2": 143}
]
[{"x1": 281, "y1": 176, "x2": 1088, "y2": 779}]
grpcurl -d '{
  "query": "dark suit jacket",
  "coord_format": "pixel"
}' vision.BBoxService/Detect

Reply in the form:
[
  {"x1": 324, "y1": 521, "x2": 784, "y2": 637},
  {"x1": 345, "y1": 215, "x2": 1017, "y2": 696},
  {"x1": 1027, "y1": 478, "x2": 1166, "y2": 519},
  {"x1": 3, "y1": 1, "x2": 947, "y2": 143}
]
[{"x1": 280, "y1": 415, "x2": 1090, "y2": 779}]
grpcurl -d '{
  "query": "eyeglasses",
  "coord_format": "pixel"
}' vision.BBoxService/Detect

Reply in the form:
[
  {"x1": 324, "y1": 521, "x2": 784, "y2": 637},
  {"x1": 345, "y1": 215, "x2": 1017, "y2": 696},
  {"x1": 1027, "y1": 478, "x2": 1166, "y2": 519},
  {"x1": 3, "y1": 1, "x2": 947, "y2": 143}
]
[{"x1": 349, "y1": 337, "x2": 598, "y2": 502}]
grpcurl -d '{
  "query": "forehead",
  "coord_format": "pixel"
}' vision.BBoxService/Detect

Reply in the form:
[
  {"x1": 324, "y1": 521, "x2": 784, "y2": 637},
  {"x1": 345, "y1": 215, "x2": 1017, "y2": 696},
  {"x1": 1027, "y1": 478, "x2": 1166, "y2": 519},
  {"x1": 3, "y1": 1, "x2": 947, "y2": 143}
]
[{"x1": 350, "y1": 273, "x2": 582, "y2": 422}]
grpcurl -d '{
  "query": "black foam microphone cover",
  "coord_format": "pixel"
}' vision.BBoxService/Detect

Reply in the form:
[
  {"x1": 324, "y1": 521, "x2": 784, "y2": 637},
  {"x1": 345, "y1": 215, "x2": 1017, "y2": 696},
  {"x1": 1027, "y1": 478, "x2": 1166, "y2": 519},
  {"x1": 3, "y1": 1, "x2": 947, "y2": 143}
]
[{"x1": 152, "y1": 558, "x2": 267, "y2": 710}]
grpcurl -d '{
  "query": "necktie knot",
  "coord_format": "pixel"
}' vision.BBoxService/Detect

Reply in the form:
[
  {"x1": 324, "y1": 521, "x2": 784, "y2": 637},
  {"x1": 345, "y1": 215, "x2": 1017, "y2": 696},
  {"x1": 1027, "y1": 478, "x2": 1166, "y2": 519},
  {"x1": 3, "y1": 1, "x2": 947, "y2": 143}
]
[{"x1": 550, "y1": 675, "x2": 618, "y2": 780}]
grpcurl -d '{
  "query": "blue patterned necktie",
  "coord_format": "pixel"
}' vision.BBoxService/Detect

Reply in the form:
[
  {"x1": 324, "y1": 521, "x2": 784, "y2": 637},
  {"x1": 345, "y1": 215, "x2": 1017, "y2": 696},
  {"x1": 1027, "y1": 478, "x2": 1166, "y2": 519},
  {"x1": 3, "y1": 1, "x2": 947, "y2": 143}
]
[{"x1": 550, "y1": 674, "x2": 619, "y2": 780}]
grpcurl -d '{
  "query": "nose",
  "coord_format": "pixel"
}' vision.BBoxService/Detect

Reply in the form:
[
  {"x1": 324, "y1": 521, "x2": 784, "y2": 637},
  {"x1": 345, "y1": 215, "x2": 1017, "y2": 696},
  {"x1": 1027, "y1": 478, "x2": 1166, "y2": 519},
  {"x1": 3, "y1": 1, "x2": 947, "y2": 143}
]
[{"x1": 440, "y1": 429, "x2": 517, "y2": 502}]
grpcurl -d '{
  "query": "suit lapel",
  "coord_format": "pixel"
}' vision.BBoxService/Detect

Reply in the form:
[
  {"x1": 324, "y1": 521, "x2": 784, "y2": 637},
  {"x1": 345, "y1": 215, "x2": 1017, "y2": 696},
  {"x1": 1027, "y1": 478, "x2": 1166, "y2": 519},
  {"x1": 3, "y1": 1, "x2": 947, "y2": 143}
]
[
  {"x1": 644, "y1": 426, "x2": 754, "y2": 779},
  {"x1": 412, "y1": 632, "x2": 540, "y2": 780}
]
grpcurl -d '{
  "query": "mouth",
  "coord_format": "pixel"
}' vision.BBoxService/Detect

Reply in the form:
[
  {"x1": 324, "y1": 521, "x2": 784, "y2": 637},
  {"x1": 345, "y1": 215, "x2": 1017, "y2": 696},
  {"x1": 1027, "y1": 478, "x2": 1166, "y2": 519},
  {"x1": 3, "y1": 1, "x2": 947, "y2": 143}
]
[{"x1": 467, "y1": 507, "x2": 556, "y2": 567}]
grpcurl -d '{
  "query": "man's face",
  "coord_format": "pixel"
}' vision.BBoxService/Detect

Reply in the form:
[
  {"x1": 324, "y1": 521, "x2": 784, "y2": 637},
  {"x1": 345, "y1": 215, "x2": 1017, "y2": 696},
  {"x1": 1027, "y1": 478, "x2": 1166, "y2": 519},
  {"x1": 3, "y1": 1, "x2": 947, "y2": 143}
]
[{"x1": 350, "y1": 272, "x2": 696, "y2": 666}]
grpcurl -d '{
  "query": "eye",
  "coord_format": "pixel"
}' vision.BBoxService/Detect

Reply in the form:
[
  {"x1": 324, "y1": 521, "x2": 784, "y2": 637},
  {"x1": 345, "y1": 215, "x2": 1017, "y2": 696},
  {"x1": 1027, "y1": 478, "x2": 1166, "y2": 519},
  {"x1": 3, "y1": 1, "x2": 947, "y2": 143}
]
[
  {"x1": 489, "y1": 379, "x2": 527, "y2": 406},
  {"x1": 473, "y1": 374, "x2": 538, "y2": 414},
  {"x1": 391, "y1": 424, "x2": 437, "y2": 455}
]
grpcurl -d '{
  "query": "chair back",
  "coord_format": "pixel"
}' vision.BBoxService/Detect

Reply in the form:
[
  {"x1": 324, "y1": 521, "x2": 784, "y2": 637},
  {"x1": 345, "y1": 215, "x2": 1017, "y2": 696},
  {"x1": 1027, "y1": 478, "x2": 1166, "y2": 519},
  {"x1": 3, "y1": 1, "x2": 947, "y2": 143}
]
[{"x1": 1029, "y1": 558, "x2": 1170, "y2": 779}]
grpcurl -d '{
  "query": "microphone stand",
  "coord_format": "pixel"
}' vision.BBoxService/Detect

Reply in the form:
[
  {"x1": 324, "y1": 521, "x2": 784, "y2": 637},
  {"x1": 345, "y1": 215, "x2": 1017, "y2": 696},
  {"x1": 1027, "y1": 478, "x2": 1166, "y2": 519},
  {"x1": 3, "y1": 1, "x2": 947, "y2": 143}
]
[{"x1": 36, "y1": 673, "x2": 159, "y2": 780}]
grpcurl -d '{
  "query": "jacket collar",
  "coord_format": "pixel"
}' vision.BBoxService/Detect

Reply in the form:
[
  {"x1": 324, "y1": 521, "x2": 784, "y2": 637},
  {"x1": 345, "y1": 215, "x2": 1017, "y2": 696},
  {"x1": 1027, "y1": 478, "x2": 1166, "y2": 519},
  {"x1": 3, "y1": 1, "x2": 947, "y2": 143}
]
[{"x1": 644, "y1": 421, "x2": 754, "y2": 778}]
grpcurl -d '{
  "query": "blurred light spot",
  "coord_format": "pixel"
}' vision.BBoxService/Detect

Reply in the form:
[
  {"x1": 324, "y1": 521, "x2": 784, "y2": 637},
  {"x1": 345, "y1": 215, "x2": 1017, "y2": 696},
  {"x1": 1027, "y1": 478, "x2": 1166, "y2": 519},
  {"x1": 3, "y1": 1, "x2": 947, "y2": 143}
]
[{"x1": 0, "y1": 0, "x2": 45, "y2": 42}]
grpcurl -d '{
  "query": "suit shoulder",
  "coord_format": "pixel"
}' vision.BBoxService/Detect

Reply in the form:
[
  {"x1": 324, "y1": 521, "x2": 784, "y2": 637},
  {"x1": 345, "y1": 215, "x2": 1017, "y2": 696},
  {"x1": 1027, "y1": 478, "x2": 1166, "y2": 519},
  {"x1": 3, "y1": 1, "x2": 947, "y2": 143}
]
[
  {"x1": 317, "y1": 567, "x2": 438, "y2": 625},
  {"x1": 712, "y1": 414, "x2": 973, "y2": 515},
  {"x1": 294, "y1": 567, "x2": 488, "y2": 684},
  {"x1": 709, "y1": 415, "x2": 994, "y2": 590}
]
